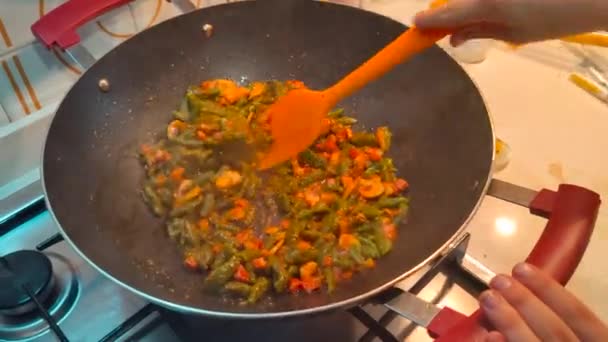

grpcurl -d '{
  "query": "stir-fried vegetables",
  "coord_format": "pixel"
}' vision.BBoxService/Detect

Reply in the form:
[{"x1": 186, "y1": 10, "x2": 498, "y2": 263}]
[{"x1": 139, "y1": 79, "x2": 410, "y2": 304}]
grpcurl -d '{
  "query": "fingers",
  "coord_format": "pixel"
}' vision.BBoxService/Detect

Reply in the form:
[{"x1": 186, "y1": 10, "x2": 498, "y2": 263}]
[
  {"x1": 414, "y1": 0, "x2": 500, "y2": 30},
  {"x1": 448, "y1": 23, "x2": 512, "y2": 46},
  {"x1": 512, "y1": 263, "x2": 608, "y2": 341},
  {"x1": 487, "y1": 274, "x2": 578, "y2": 341},
  {"x1": 479, "y1": 290, "x2": 540, "y2": 341},
  {"x1": 484, "y1": 331, "x2": 506, "y2": 342}
]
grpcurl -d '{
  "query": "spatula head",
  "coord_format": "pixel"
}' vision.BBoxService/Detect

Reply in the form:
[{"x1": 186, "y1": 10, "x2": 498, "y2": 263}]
[{"x1": 258, "y1": 88, "x2": 333, "y2": 170}]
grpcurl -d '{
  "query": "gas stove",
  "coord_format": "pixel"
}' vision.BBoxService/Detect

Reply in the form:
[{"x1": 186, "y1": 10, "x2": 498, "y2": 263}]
[
  {"x1": 1, "y1": 181, "x2": 494, "y2": 341},
  {"x1": 0, "y1": 2, "x2": 496, "y2": 339}
]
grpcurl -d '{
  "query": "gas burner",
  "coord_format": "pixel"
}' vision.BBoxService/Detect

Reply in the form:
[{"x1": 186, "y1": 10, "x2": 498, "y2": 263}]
[
  {"x1": 0, "y1": 252, "x2": 80, "y2": 341},
  {"x1": 0, "y1": 250, "x2": 53, "y2": 316}
]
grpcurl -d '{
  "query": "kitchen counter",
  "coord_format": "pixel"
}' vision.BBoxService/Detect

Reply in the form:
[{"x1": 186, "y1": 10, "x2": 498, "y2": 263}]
[
  {"x1": 364, "y1": 0, "x2": 608, "y2": 323},
  {"x1": 1, "y1": 0, "x2": 607, "y2": 334}
]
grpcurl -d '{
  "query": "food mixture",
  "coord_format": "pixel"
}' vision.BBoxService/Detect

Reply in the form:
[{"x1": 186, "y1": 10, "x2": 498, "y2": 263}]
[{"x1": 139, "y1": 79, "x2": 409, "y2": 304}]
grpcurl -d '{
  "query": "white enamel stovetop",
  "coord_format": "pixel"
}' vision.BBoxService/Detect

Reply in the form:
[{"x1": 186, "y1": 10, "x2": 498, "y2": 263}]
[{"x1": 1, "y1": 0, "x2": 607, "y2": 328}]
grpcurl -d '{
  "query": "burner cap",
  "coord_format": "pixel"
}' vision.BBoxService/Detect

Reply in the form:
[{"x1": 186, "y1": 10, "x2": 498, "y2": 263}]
[{"x1": 0, "y1": 250, "x2": 53, "y2": 314}]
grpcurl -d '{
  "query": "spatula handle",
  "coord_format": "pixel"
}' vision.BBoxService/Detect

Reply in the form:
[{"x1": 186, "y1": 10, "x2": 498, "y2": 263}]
[{"x1": 326, "y1": 27, "x2": 449, "y2": 103}]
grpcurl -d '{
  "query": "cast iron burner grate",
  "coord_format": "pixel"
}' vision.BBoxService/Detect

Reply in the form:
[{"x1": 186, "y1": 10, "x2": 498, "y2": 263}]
[
  {"x1": 0, "y1": 250, "x2": 54, "y2": 316},
  {"x1": 0, "y1": 231, "x2": 79, "y2": 342}
]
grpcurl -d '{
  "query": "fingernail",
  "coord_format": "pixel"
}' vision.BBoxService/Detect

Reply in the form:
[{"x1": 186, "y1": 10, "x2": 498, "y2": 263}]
[
  {"x1": 513, "y1": 262, "x2": 533, "y2": 278},
  {"x1": 490, "y1": 275, "x2": 511, "y2": 290},
  {"x1": 480, "y1": 290, "x2": 499, "y2": 310}
]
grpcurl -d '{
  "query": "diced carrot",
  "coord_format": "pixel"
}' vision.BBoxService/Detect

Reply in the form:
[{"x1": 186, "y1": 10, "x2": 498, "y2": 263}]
[
  {"x1": 280, "y1": 219, "x2": 290, "y2": 229},
  {"x1": 363, "y1": 258, "x2": 376, "y2": 268},
  {"x1": 140, "y1": 144, "x2": 152, "y2": 154},
  {"x1": 329, "y1": 151, "x2": 341, "y2": 166},
  {"x1": 320, "y1": 192, "x2": 337, "y2": 204},
  {"x1": 215, "y1": 170, "x2": 242, "y2": 189},
  {"x1": 234, "y1": 198, "x2": 249, "y2": 208},
  {"x1": 299, "y1": 261, "x2": 318, "y2": 280},
  {"x1": 296, "y1": 240, "x2": 312, "y2": 251},
  {"x1": 322, "y1": 255, "x2": 333, "y2": 267},
  {"x1": 358, "y1": 177, "x2": 384, "y2": 199},
  {"x1": 340, "y1": 271, "x2": 353, "y2": 280},
  {"x1": 234, "y1": 264, "x2": 250, "y2": 282},
  {"x1": 264, "y1": 226, "x2": 280, "y2": 235},
  {"x1": 223, "y1": 86, "x2": 250, "y2": 104},
  {"x1": 383, "y1": 223, "x2": 397, "y2": 240},
  {"x1": 383, "y1": 182, "x2": 397, "y2": 196},
  {"x1": 301, "y1": 277, "x2": 322, "y2": 293},
  {"x1": 395, "y1": 178, "x2": 409, "y2": 191},
  {"x1": 303, "y1": 189, "x2": 320, "y2": 207},
  {"x1": 249, "y1": 82, "x2": 266, "y2": 99},
  {"x1": 199, "y1": 122, "x2": 218, "y2": 134},
  {"x1": 354, "y1": 212, "x2": 367, "y2": 223},
  {"x1": 184, "y1": 255, "x2": 198, "y2": 270},
  {"x1": 145, "y1": 149, "x2": 171, "y2": 166},
  {"x1": 252, "y1": 257, "x2": 268, "y2": 269},
  {"x1": 366, "y1": 147, "x2": 383, "y2": 161},
  {"x1": 353, "y1": 154, "x2": 369, "y2": 170},
  {"x1": 167, "y1": 120, "x2": 186, "y2": 139},
  {"x1": 336, "y1": 127, "x2": 353, "y2": 142},
  {"x1": 212, "y1": 244, "x2": 224, "y2": 254},
  {"x1": 244, "y1": 238, "x2": 262, "y2": 250},
  {"x1": 198, "y1": 218, "x2": 210, "y2": 232},
  {"x1": 341, "y1": 175, "x2": 354, "y2": 189},
  {"x1": 170, "y1": 167, "x2": 185, "y2": 181},
  {"x1": 338, "y1": 234, "x2": 359, "y2": 249},
  {"x1": 155, "y1": 174, "x2": 167, "y2": 186},
  {"x1": 236, "y1": 229, "x2": 253, "y2": 245},
  {"x1": 200, "y1": 80, "x2": 216, "y2": 89},
  {"x1": 338, "y1": 217, "x2": 350, "y2": 234},
  {"x1": 289, "y1": 278, "x2": 302, "y2": 292},
  {"x1": 318, "y1": 135, "x2": 338, "y2": 152},
  {"x1": 229, "y1": 206, "x2": 246, "y2": 221},
  {"x1": 348, "y1": 148, "x2": 360, "y2": 159},
  {"x1": 196, "y1": 130, "x2": 207, "y2": 140}
]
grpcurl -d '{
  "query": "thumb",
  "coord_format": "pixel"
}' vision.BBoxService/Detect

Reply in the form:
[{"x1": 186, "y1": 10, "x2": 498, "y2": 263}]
[{"x1": 414, "y1": 0, "x2": 495, "y2": 30}]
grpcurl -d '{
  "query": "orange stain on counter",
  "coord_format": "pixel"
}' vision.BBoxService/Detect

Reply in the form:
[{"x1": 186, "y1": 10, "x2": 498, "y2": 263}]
[
  {"x1": 12, "y1": 56, "x2": 42, "y2": 110},
  {"x1": 1, "y1": 60, "x2": 31, "y2": 115},
  {"x1": 0, "y1": 19, "x2": 13, "y2": 47}
]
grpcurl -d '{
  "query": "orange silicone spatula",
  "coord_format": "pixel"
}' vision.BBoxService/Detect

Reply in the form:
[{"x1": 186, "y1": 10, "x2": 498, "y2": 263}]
[{"x1": 258, "y1": 2, "x2": 449, "y2": 170}]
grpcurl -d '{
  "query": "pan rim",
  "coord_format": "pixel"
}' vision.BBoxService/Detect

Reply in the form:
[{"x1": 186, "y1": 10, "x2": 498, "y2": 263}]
[{"x1": 39, "y1": 1, "x2": 496, "y2": 319}]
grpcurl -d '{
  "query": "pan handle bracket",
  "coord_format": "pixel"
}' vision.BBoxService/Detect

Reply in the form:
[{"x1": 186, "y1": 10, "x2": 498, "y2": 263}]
[
  {"x1": 430, "y1": 179, "x2": 601, "y2": 341},
  {"x1": 31, "y1": 0, "x2": 134, "y2": 49}
]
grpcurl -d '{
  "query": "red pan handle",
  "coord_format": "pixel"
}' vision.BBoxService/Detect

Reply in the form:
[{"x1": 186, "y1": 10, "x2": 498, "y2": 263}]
[
  {"x1": 31, "y1": 0, "x2": 134, "y2": 49},
  {"x1": 430, "y1": 184, "x2": 601, "y2": 341}
]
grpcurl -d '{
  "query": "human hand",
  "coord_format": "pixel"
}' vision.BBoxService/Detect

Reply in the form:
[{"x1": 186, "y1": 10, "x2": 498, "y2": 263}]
[
  {"x1": 479, "y1": 262, "x2": 608, "y2": 341},
  {"x1": 414, "y1": 0, "x2": 608, "y2": 46}
]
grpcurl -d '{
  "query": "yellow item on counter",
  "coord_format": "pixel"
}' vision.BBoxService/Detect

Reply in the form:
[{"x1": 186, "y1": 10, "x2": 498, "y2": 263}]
[{"x1": 569, "y1": 73, "x2": 608, "y2": 103}]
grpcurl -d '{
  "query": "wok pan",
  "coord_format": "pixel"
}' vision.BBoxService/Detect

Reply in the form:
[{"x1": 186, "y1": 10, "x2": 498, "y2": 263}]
[{"x1": 33, "y1": 0, "x2": 600, "y2": 339}]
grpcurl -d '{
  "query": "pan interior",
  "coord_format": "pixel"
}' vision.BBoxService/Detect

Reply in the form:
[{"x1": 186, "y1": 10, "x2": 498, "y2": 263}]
[{"x1": 43, "y1": 1, "x2": 493, "y2": 316}]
